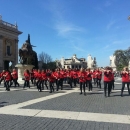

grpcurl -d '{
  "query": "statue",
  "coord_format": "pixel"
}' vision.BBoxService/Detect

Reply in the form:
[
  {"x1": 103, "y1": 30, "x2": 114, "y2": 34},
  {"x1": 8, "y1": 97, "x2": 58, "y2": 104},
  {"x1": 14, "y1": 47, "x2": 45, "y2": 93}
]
[
  {"x1": 87, "y1": 54, "x2": 93, "y2": 68},
  {"x1": 110, "y1": 55, "x2": 116, "y2": 67},
  {"x1": 19, "y1": 34, "x2": 38, "y2": 68},
  {"x1": 92, "y1": 57, "x2": 97, "y2": 68},
  {"x1": 72, "y1": 54, "x2": 80, "y2": 63}
]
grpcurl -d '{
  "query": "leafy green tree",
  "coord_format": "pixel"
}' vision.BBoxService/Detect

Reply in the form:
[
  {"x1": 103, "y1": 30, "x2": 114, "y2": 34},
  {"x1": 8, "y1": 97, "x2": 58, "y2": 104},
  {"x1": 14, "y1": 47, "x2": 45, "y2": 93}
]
[{"x1": 114, "y1": 47, "x2": 130, "y2": 71}]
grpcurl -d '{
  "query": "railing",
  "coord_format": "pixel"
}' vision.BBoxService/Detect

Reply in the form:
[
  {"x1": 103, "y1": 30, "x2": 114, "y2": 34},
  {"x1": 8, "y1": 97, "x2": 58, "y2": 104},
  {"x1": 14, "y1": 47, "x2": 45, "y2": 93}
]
[{"x1": 0, "y1": 20, "x2": 17, "y2": 29}]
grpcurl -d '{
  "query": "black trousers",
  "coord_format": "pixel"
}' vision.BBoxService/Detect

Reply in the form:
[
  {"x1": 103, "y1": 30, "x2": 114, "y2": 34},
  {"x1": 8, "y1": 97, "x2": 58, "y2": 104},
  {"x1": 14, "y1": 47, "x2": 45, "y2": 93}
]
[
  {"x1": 104, "y1": 81, "x2": 111, "y2": 96},
  {"x1": 13, "y1": 78, "x2": 19, "y2": 87},
  {"x1": 49, "y1": 82, "x2": 54, "y2": 92},
  {"x1": 88, "y1": 80, "x2": 93, "y2": 91},
  {"x1": 5, "y1": 80, "x2": 10, "y2": 91},
  {"x1": 36, "y1": 80, "x2": 42, "y2": 91},
  {"x1": 80, "y1": 82, "x2": 85, "y2": 93},
  {"x1": 73, "y1": 78, "x2": 77, "y2": 86},
  {"x1": 111, "y1": 80, "x2": 115, "y2": 90},
  {"x1": 97, "y1": 79, "x2": 101, "y2": 88},
  {"x1": 31, "y1": 77, "x2": 34, "y2": 84},
  {"x1": 24, "y1": 80, "x2": 30, "y2": 88},
  {"x1": 121, "y1": 82, "x2": 130, "y2": 96},
  {"x1": 67, "y1": 77, "x2": 72, "y2": 88},
  {"x1": 41, "y1": 80, "x2": 48, "y2": 89},
  {"x1": 93, "y1": 78, "x2": 97, "y2": 85}
]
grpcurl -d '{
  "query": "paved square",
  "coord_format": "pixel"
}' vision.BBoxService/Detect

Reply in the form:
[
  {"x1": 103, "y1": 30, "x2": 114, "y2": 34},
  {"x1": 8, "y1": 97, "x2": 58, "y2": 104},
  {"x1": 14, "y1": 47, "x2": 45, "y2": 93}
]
[{"x1": 0, "y1": 78, "x2": 130, "y2": 130}]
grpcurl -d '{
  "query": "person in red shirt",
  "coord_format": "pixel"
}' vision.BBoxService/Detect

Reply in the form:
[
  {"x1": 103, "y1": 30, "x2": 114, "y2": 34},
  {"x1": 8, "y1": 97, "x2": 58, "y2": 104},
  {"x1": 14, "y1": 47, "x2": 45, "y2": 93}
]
[
  {"x1": 55, "y1": 69, "x2": 62, "y2": 91},
  {"x1": 30, "y1": 69, "x2": 34, "y2": 84},
  {"x1": 0, "y1": 70, "x2": 6, "y2": 85},
  {"x1": 66, "y1": 68, "x2": 73, "y2": 88},
  {"x1": 11, "y1": 69, "x2": 19, "y2": 87},
  {"x1": 120, "y1": 67, "x2": 130, "y2": 97},
  {"x1": 41, "y1": 69, "x2": 48, "y2": 90},
  {"x1": 36, "y1": 69, "x2": 42, "y2": 92},
  {"x1": 73, "y1": 69, "x2": 78, "y2": 87},
  {"x1": 3, "y1": 70, "x2": 12, "y2": 91},
  {"x1": 86, "y1": 68, "x2": 93, "y2": 92},
  {"x1": 47, "y1": 69, "x2": 55, "y2": 93},
  {"x1": 23, "y1": 69, "x2": 30, "y2": 88},
  {"x1": 33, "y1": 69, "x2": 38, "y2": 86},
  {"x1": 78, "y1": 68, "x2": 86, "y2": 95},
  {"x1": 103, "y1": 66, "x2": 112, "y2": 97},
  {"x1": 92, "y1": 69, "x2": 97, "y2": 86},
  {"x1": 96, "y1": 68, "x2": 102, "y2": 88},
  {"x1": 110, "y1": 68, "x2": 115, "y2": 91}
]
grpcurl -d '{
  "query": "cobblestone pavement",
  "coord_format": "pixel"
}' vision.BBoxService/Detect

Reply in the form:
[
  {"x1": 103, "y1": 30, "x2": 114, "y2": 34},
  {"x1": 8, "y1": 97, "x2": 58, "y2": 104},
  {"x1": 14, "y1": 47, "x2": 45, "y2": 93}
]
[{"x1": 0, "y1": 77, "x2": 130, "y2": 130}]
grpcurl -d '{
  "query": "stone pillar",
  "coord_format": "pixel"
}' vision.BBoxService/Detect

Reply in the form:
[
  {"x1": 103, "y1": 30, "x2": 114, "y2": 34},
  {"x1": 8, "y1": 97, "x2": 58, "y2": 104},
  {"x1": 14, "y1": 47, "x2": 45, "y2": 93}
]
[
  {"x1": 0, "y1": 35, "x2": 3, "y2": 71},
  {"x1": 15, "y1": 64, "x2": 34, "y2": 82}
]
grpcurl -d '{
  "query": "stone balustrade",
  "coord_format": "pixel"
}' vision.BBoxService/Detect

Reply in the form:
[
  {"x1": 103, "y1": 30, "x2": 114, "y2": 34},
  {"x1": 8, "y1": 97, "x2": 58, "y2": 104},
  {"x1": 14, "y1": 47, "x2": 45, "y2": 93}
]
[{"x1": 0, "y1": 20, "x2": 17, "y2": 29}]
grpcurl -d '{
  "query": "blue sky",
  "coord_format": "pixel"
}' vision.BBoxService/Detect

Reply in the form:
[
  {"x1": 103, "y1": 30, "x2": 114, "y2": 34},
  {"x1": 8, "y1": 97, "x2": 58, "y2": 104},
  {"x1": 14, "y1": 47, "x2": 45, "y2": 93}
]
[{"x1": 0, "y1": 0, "x2": 130, "y2": 67}]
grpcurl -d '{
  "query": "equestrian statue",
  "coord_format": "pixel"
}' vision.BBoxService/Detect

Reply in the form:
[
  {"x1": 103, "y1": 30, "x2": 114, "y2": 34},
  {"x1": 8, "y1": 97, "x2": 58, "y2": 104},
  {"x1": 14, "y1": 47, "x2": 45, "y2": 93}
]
[{"x1": 19, "y1": 34, "x2": 38, "y2": 68}]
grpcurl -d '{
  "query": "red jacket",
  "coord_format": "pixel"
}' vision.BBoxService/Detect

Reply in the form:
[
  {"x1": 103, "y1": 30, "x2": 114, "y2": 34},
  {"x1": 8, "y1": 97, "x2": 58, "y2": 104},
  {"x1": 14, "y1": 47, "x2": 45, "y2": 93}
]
[
  {"x1": 86, "y1": 71, "x2": 92, "y2": 80},
  {"x1": 121, "y1": 71, "x2": 130, "y2": 82},
  {"x1": 41, "y1": 72, "x2": 47, "y2": 80},
  {"x1": 103, "y1": 71, "x2": 112, "y2": 82},
  {"x1": 36, "y1": 72, "x2": 42, "y2": 80},
  {"x1": 72, "y1": 71, "x2": 78, "y2": 79},
  {"x1": 11, "y1": 71, "x2": 18, "y2": 79},
  {"x1": 78, "y1": 72, "x2": 86, "y2": 82},
  {"x1": 48, "y1": 72, "x2": 55, "y2": 82},
  {"x1": 24, "y1": 72, "x2": 30, "y2": 81},
  {"x1": 97, "y1": 71, "x2": 102, "y2": 80},
  {"x1": 5, "y1": 72, "x2": 12, "y2": 81}
]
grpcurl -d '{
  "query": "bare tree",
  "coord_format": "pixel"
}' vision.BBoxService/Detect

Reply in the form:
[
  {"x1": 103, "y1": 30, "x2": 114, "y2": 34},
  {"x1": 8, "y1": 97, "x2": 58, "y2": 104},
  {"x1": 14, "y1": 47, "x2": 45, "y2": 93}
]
[{"x1": 39, "y1": 52, "x2": 52, "y2": 64}]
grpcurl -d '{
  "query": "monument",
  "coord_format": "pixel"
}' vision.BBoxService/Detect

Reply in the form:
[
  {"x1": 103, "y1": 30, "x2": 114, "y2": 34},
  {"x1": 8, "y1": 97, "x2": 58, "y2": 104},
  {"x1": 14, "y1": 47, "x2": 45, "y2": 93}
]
[
  {"x1": 110, "y1": 55, "x2": 116, "y2": 71},
  {"x1": 87, "y1": 54, "x2": 97, "y2": 69},
  {"x1": 15, "y1": 34, "x2": 38, "y2": 81}
]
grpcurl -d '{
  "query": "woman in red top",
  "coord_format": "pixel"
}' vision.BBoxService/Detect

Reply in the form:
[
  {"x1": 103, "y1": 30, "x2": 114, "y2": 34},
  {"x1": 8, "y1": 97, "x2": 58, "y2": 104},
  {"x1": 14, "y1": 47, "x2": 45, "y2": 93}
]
[
  {"x1": 121, "y1": 67, "x2": 130, "y2": 97},
  {"x1": 41, "y1": 69, "x2": 48, "y2": 90},
  {"x1": 78, "y1": 68, "x2": 86, "y2": 95},
  {"x1": 11, "y1": 69, "x2": 19, "y2": 87},
  {"x1": 48, "y1": 69, "x2": 56, "y2": 93},
  {"x1": 23, "y1": 69, "x2": 30, "y2": 88},
  {"x1": 103, "y1": 66, "x2": 112, "y2": 97},
  {"x1": 36, "y1": 69, "x2": 42, "y2": 92},
  {"x1": 96, "y1": 68, "x2": 102, "y2": 88},
  {"x1": 4, "y1": 70, "x2": 12, "y2": 91},
  {"x1": 86, "y1": 68, "x2": 93, "y2": 92}
]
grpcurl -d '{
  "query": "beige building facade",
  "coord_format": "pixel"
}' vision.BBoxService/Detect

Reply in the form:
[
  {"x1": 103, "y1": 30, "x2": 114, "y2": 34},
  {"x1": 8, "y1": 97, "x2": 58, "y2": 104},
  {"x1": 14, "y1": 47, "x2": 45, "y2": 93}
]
[{"x1": 0, "y1": 16, "x2": 22, "y2": 71}]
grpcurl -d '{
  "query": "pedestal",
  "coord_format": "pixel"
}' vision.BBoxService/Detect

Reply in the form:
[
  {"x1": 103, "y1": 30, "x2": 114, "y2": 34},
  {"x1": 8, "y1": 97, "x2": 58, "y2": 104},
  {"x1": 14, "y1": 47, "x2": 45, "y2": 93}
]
[{"x1": 15, "y1": 64, "x2": 34, "y2": 82}]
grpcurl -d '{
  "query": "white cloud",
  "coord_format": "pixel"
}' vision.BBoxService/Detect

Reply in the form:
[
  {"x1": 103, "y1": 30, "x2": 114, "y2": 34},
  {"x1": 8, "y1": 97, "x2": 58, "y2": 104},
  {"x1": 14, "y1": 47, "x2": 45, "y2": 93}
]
[{"x1": 106, "y1": 20, "x2": 115, "y2": 30}]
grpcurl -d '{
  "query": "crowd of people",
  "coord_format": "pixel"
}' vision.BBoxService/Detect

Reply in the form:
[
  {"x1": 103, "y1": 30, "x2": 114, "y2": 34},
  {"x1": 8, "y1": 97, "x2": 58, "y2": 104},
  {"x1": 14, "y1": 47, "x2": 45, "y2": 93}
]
[{"x1": 0, "y1": 66, "x2": 130, "y2": 97}]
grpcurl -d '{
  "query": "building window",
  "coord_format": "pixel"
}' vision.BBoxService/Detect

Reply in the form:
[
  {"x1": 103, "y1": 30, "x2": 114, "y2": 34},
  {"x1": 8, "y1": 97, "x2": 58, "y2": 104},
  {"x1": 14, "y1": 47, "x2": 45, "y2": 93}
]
[
  {"x1": 72, "y1": 65, "x2": 74, "y2": 69},
  {"x1": 79, "y1": 65, "x2": 81, "y2": 68},
  {"x1": 7, "y1": 46, "x2": 11, "y2": 56}
]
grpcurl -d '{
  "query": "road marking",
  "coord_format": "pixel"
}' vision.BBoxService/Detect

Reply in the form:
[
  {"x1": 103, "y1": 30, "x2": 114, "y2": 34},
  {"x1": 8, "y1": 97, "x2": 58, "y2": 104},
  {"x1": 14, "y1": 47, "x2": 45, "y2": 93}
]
[{"x1": 0, "y1": 87, "x2": 130, "y2": 124}]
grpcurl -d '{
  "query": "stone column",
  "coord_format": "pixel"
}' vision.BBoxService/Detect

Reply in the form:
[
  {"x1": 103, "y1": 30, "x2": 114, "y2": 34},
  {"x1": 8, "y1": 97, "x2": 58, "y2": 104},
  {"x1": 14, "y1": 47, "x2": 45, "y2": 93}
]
[{"x1": 0, "y1": 35, "x2": 3, "y2": 71}]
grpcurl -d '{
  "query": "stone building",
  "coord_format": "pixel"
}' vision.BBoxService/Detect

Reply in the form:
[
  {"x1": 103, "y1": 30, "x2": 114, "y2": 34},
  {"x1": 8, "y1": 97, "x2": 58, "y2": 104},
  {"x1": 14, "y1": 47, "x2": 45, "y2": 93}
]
[
  {"x1": 56, "y1": 54, "x2": 97, "y2": 69},
  {"x1": 0, "y1": 16, "x2": 22, "y2": 71}
]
